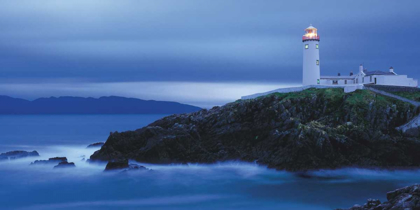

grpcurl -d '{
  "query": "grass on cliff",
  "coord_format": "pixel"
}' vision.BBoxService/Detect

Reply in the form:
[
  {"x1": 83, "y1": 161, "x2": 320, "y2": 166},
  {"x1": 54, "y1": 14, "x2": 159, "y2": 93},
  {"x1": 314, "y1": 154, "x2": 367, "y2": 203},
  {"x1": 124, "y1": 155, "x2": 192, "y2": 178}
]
[
  {"x1": 266, "y1": 88, "x2": 406, "y2": 107},
  {"x1": 346, "y1": 89, "x2": 395, "y2": 106},
  {"x1": 391, "y1": 92, "x2": 420, "y2": 102},
  {"x1": 238, "y1": 87, "x2": 416, "y2": 131},
  {"x1": 242, "y1": 88, "x2": 413, "y2": 114},
  {"x1": 270, "y1": 88, "x2": 344, "y2": 101}
]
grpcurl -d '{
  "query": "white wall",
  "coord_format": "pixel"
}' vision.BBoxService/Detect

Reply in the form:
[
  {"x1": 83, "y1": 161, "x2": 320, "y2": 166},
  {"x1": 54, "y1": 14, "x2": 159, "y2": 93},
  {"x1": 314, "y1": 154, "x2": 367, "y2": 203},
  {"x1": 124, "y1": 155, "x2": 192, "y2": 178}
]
[
  {"x1": 319, "y1": 79, "x2": 355, "y2": 85},
  {"x1": 302, "y1": 40, "x2": 320, "y2": 85},
  {"x1": 319, "y1": 79, "x2": 332, "y2": 85},
  {"x1": 374, "y1": 75, "x2": 418, "y2": 87}
]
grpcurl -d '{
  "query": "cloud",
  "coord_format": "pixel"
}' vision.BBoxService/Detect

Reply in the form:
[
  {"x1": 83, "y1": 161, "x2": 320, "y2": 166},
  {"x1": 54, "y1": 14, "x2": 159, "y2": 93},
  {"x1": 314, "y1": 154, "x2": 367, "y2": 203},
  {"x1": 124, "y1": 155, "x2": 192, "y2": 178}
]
[{"x1": 0, "y1": 0, "x2": 418, "y2": 100}]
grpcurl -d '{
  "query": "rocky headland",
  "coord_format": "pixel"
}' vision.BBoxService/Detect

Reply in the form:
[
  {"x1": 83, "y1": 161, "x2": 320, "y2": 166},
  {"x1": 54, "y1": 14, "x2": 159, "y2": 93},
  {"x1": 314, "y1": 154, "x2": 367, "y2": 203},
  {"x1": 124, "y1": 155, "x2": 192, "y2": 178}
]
[
  {"x1": 338, "y1": 184, "x2": 420, "y2": 210},
  {"x1": 91, "y1": 88, "x2": 420, "y2": 171}
]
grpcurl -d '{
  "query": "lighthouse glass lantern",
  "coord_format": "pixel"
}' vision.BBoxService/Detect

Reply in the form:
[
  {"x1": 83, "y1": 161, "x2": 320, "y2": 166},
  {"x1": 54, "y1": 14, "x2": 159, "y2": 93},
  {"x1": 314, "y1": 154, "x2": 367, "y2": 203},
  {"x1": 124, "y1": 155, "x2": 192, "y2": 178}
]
[
  {"x1": 302, "y1": 24, "x2": 321, "y2": 86},
  {"x1": 302, "y1": 26, "x2": 320, "y2": 41}
]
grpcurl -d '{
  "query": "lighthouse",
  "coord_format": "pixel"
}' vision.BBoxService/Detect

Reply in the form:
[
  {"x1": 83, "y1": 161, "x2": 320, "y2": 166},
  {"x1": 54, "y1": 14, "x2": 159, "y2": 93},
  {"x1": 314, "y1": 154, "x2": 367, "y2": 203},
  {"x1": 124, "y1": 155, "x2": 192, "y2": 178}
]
[{"x1": 302, "y1": 24, "x2": 320, "y2": 85}]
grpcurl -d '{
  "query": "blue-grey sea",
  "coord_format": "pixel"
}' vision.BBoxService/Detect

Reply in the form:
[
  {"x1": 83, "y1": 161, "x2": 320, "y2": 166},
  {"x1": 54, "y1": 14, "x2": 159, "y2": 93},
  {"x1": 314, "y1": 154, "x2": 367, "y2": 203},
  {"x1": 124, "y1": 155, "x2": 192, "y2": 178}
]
[{"x1": 0, "y1": 115, "x2": 419, "y2": 210}]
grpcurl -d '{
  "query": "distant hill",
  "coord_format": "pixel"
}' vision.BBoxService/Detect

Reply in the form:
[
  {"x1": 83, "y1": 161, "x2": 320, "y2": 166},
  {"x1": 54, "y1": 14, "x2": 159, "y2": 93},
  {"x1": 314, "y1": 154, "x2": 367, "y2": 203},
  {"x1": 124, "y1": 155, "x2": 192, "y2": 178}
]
[{"x1": 0, "y1": 96, "x2": 202, "y2": 114}]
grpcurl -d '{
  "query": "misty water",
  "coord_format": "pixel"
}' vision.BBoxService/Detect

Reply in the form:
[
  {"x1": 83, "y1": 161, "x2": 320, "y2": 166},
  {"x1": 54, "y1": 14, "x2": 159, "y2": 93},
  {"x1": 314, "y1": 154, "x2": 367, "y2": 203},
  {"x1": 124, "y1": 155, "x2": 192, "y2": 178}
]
[{"x1": 1, "y1": 115, "x2": 419, "y2": 209}]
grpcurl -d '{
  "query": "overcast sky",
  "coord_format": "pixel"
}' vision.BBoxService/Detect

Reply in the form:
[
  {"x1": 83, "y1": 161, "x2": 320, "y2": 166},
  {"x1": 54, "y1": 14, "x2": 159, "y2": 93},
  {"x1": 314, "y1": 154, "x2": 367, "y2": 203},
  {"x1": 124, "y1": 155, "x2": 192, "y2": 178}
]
[{"x1": 0, "y1": 0, "x2": 419, "y2": 107}]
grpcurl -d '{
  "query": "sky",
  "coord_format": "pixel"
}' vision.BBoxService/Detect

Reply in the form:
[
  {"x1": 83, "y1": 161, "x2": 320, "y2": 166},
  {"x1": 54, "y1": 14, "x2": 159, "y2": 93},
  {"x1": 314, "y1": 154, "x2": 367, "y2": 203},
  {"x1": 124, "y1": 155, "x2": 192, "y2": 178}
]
[{"x1": 0, "y1": 0, "x2": 419, "y2": 107}]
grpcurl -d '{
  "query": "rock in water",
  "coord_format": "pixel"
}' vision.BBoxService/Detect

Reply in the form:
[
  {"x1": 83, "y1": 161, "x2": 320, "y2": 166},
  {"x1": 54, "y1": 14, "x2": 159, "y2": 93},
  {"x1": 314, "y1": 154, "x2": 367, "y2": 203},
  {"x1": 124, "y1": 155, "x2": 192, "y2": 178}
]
[
  {"x1": 337, "y1": 184, "x2": 420, "y2": 210},
  {"x1": 31, "y1": 157, "x2": 68, "y2": 165},
  {"x1": 53, "y1": 162, "x2": 76, "y2": 169},
  {"x1": 104, "y1": 159, "x2": 149, "y2": 171},
  {"x1": 90, "y1": 89, "x2": 420, "y2": 171},
  {"x1": 104, "y1": 159, "x2": 129, "y2": 171},
  {"x1": 0, "y1": 150, "x2": 39, "y2": 161},
  {"x1": 87, "y1": 142, "x2": 105, "y2": 148}
]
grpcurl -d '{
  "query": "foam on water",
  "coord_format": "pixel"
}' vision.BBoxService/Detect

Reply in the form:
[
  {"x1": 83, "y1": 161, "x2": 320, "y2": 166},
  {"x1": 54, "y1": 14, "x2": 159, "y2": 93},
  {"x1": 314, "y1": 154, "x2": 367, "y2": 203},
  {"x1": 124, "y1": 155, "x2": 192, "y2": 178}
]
[
  {"x1": 1, "y1": 144, "x2": 420, "y2": 210},
  {"x1": 1, "y1": 115, "x2": 419, "y2": 209}
]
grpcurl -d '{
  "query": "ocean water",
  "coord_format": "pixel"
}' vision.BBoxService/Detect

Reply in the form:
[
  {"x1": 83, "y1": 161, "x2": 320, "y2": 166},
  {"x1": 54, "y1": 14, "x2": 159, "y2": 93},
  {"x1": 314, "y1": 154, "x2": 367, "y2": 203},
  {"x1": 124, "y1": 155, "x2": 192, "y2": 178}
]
[{"x1": 0, "y1": 115, "x2": 419, "y2": 210}]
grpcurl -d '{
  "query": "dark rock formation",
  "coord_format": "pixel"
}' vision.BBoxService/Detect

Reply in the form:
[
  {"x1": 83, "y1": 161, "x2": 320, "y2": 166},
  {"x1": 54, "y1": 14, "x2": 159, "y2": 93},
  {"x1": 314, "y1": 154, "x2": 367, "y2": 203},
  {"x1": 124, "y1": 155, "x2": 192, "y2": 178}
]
[
  {"x1": 0, "y1": 150, "x2": 39, "y2": 161},
  {"x1": 405, "y1": 127, "x2": 420, "y2": 137},
  {"x1": 91, "y1": 89, "x2": 420, "y2": 171},
  {"x1": 337, "y1": 184, "x2": 420, "y2": 210},
  {"x1": 31, "y1": 157, "x2": 75, "y2": 169},
  {"x1": 104, "y1": 159, "x2": 129, "y2": 171},
  {"x1": 104, "y1": 159, "x2": 149, "y2": 171},
  {"x1": 53, "y1": 161, "x2": 76, "y2": 169},
  {"x1": 31, "y1": 157, "x2": 68, "y2": 165},
  {"x1": 87, "y1": 142, "x2": 105, "y2": 148}
]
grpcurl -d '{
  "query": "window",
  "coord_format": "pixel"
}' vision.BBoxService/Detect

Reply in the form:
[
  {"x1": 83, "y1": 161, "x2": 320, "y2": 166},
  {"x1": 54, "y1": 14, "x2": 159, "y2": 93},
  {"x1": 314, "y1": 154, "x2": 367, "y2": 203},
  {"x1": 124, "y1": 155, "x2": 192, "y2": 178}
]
[
  {"x1": 345, "y1": 80, "x2": 347, "y2": 84},
  {"x1": 305, "y1": 44, "x2": 309, "y2": 49},
  {"x1": 316, "y1": 60, "x2": 319, "y2": 65},
  {"x1": 362, "y1": 77, "x2": 365, "y2": 83},
  {"x1": 316, "y1": 44, "x2": 319, "y2": 49},
  {"x1": 317, "y1": 79, "x2": 320, "y2": 84},
  {"x1": 370, "y1": 76, "x2": 372, "y2": 82}
]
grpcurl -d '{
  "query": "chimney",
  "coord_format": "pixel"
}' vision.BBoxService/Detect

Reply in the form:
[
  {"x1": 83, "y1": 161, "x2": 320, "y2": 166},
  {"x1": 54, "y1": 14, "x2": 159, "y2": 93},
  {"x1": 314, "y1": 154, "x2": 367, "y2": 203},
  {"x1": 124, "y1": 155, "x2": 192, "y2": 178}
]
[
  {"x1": 350, "y1": 71, "x2": 353, "y2": 76},
  {"x1": 359, "y1": 64, "x2": 363, "y2": 73},
  {"x1": 389, "y1": 66, "x2": 394, "y2": 73},
  {"x1": 338, "y1": 73, "x2": 341, "y2": 76}
]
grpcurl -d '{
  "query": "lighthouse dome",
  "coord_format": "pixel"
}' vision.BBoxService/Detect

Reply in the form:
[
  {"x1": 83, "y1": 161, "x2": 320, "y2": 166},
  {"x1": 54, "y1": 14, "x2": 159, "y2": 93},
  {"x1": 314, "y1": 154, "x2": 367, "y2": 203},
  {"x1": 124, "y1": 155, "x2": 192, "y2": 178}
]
[{"x1": 306, "y1": 24, "x2": 316, "y2": 30}]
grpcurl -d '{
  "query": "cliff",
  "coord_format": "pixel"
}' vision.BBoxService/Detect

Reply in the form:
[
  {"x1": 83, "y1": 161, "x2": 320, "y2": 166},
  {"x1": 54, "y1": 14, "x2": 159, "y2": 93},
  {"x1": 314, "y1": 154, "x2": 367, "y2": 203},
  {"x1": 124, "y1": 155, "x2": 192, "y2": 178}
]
[{"x1": 90, "y1": 88, "x2": 420, "y2": 171}]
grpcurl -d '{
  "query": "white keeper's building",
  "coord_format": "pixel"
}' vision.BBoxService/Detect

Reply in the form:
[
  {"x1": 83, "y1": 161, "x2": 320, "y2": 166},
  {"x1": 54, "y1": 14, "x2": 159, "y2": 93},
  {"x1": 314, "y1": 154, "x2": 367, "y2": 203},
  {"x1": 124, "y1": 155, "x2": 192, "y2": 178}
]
[
  {"x1": 302, "y1": 25, "x2": 418, "y2": 87},
  {"x1": 241, "y1": 25, "x2": 418, "y2": 100}
]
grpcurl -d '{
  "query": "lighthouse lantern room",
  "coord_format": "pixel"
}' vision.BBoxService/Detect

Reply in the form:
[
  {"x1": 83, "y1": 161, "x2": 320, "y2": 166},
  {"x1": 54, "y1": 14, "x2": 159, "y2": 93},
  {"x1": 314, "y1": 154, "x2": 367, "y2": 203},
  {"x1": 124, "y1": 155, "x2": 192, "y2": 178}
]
[{"x1": 302, "y1": 24, "x2": 321, "y2": 86}]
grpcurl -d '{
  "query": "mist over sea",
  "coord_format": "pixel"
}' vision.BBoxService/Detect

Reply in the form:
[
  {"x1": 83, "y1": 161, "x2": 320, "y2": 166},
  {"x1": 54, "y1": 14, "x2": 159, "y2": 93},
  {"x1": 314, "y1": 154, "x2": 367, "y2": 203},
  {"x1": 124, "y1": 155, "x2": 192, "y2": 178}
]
[{"x1": 0, "y1": 115, "x2": 419, "y2": 210}]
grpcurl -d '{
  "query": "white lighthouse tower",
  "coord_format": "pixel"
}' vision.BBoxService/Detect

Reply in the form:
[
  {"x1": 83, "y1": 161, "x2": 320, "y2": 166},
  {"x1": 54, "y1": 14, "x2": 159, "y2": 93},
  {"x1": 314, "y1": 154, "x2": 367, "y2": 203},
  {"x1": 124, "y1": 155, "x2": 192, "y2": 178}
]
[{"x1": 302, "y1": 24, "x2": 320, "y2": 85}]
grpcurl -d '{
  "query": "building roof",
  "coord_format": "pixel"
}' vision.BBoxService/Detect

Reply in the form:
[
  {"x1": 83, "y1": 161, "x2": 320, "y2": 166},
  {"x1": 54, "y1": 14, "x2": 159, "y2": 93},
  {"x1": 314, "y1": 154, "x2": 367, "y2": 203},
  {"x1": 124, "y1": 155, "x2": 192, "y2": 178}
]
[
  {"x1": 306, "y1": 24, "x2": 316, "y2": 30},
  {"x1": 321, "y1": 75, "x2": 356, "y2": 80},
  {"x1": 364, "y1": 70, "x2": 395, "y2": 76}
]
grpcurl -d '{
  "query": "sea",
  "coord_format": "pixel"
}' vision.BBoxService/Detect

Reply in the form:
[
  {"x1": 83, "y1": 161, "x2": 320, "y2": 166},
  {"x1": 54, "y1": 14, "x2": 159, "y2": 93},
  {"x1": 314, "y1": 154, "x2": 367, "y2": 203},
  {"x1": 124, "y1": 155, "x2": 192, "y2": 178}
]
[{"x1": 0, "y1": 114, "x2": 419, "y2": 210}]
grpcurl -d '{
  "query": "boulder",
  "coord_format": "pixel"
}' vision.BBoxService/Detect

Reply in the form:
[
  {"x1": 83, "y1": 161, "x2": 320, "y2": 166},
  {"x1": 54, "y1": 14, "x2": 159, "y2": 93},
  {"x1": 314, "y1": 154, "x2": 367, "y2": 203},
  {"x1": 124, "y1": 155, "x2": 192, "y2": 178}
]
[
  {"x1": 0, "y1": 150, "x2": 39, "y2": 161},
  {"x1": 104, "y1": 159, "x2": 149, "y2": 171},
  {"x1": 337, "y1": 184, "x2": 420, "y2": 210},
  {"x1": 87, "y1": 142, "x2": 105, "y2": 148},
  {"x1": 104, "y1": 159, "x2": 129, "y2": 171},
  {"x1": 53, "y1": 161, "x2": 76, "y2": 169}
]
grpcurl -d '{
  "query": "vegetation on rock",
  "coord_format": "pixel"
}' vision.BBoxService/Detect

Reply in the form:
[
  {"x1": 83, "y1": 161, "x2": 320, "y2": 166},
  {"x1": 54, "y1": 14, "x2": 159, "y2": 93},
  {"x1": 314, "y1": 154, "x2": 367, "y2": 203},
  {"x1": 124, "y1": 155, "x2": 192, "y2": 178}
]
[
  {"x1": 91, "y1": 88, "x2": 420, "y2": 171},
  {"x1": 392, "y1": 91, "x2": 420, "y2": 102}
]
